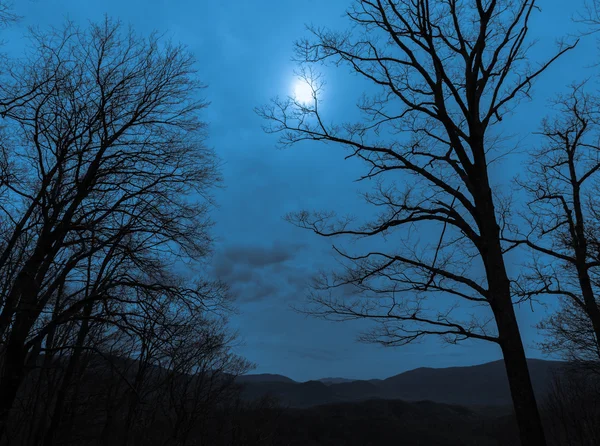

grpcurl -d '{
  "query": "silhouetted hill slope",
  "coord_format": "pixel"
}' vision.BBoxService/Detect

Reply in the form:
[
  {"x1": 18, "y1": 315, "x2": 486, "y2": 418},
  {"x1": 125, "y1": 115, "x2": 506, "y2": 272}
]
[
  {"x1": 238, "y1": 358, "x2": 565, "y2": 408},
  {"x1": 237, "y1": 373, "x2": 297, "y2": 384},
  {"x1": 327, "y1": 379, "x2": 382, "y2": 399},
  {"x1": 275, "y1": 398, "x2": 519, "y2": 446},
  {"x1": 380, "y1": 358, "x2": 563, "y2": 406},
  {"x1": 241, "y1": 380, "x2": 339, "y2": 407},
  {"x1": 318, "y1": 377, "x2": 356, "y2": 384}
]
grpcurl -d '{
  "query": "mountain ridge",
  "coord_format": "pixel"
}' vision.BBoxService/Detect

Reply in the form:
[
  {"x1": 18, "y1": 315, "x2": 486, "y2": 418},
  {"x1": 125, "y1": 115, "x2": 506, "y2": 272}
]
[{"x1": 237, "y1": 358, "x2": 567, "y2": 408}]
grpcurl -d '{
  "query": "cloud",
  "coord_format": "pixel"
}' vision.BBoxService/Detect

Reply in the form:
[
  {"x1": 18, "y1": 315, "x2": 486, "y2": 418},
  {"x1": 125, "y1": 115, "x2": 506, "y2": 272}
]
[
  {"x1": 242, "y1": 281, "x2": 279, "y2": 303},
  {"x1": 211, "y1": 240, "x2": 310, "y2": 302},
  {"x1": 213, "y1": 261, "x2": 234, "y2": 279},
  {"x1": 217, "y1": 240, "x2": 306, "y2": 270}
]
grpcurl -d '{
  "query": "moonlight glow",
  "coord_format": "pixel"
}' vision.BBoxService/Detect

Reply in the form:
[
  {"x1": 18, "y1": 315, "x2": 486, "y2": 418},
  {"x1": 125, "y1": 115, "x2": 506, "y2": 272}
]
[{"x1": 293, "y1": 79, "x2": 314, "y2": 104}]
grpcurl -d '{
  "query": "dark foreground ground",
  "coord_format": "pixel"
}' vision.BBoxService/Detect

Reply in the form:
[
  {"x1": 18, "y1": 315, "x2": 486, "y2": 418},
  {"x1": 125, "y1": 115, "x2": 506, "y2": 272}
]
[
  {"x1": 3, "y1": 356, "x2": 598, "y2": 445},
  {"x1": 262, "y1": 399, "x2": 519, "y2": 446}
]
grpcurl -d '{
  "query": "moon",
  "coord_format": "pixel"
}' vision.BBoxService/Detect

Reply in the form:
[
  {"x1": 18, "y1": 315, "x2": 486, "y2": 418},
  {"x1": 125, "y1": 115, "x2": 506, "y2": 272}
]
[{"x1": 293, "y1": 79, "x2": 314, "y2": 104}]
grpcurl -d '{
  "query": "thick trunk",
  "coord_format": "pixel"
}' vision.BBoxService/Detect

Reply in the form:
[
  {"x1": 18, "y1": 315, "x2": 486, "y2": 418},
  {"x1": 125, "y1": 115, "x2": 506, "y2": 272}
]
[
  {"x1": 0, "y1": 316, "x2": 42, "y2": 436},
  {"x1": 0, "y1": 339, "x2": 27, "y2": 440},
  {"x1": 0, "y1": 249, "x2": 58, "y2": 436},
  {"x1": 0, "y1": 294, "x2": 45, "y2": 437},
  {"x1": 495, "y1": 299, "x2": 547, "y2": 446},
  {"x1": 474, "y1": 174, "x2": 546, "y2": 446},
  {"x1": 486, "y1": 265, "x2": 547, "y2": 445}
]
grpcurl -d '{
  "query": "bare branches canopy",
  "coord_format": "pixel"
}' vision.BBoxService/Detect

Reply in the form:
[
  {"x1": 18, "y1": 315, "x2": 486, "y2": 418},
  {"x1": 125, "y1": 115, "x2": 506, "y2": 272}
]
[
  {"x1": 0, "y1": 17, "x2": 233, "y2": 438},
  {"x1": 258, "y1": 1, "x2": 576, "y2": 445}
]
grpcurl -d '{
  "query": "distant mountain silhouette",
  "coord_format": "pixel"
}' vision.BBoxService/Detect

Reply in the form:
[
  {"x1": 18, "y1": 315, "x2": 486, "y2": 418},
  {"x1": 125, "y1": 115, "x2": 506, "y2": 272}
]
[
  {"x1": 318, "y1": 377, "x2": 357, "y2": 384},
  {"x1": 237, "y1": 358, "x2": 565, "y2": 408},
  {"x1": 236, "y1": 373, "x2": 297, "y2": 384},
  {"x1": 379, "y1": 358, "x2": 563, "y2": 406}
]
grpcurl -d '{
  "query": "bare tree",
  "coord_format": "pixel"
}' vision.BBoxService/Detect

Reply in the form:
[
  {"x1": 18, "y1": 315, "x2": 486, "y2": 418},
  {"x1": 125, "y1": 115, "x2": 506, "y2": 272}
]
[
  {"x1": 257, "y1": 1, "x2": 576, "y2": 444},
  {"x1": 509, "y1": 86, "x2": 600, "y2": 370},
  {"x1": 0, "y1": 255, "x2": 252, "y2": 445},
  {"x1": 542, "y1": 366, "x2": 600, "y2": 446},
  {"x1": 0, "y1": 17, "x2": 223, "y2": 436},
  {"x1": 538, "y1": 297, "x2": 600, "y2": 370}
]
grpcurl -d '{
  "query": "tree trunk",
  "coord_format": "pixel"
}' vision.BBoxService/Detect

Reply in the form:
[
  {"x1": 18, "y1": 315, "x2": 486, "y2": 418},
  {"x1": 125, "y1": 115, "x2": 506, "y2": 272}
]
[
  {"x1": 577, "y1": 268, "x2": 600, "y2": 357},
  {"x1": 42, "y1": 301, "x2": 93, "y2": 446},
  {"x1": 0, "y1": 258, "x2": 51, "y2": 435},
  {"x1": 0, "y1": 338, "x2": 27, "y2": 440},
  {"x1": 473, "y1": 159, "x2": 547, "y2": 445},
  {"x1": 495, "y1": 301, "x2": 547, "y2": 446},
  {"x1": 484, "y1": 245, "x2": 547, "y2": 445}
]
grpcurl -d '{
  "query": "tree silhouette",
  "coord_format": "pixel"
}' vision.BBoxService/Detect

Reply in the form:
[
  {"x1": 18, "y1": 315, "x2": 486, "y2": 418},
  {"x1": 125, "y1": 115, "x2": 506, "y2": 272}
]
[
  {"x1": 0, "y1": 17, "x2": 226, "y2": 438},
  {"x1": 510, "y1": 86, "x2": 600, "y2": 371},
  {"x1": 258, "y1": 1, "x2": 576, "y2": 444}
]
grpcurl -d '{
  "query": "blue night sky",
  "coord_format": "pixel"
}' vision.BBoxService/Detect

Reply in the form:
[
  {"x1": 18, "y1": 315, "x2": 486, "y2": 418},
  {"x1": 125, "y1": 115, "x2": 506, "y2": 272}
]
[{"x1": 9, "y1": 0, "x2": 597, "y2": 381}]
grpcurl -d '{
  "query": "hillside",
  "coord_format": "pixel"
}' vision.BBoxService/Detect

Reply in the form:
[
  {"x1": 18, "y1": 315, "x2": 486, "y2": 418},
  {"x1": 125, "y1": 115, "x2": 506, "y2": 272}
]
[
  {"x1": 318, "y1": 377, "x2": 356, "y2": 385},
  {"x1": 237, "y1": 359, "x2": 565, "y2": 408},
  {"x1": 273, "y1": 399, "x2": 519, "y2": 446},
  {"x1": 237, "y1": 373, "x2": 297, "y2": 384}
]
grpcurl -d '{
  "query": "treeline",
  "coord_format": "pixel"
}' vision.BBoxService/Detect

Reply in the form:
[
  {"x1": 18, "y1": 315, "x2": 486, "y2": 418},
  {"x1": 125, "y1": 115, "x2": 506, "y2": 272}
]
[
  {"x1": 7, "y1": 333, "x2": 280, "y2": 445},
  {"x1": 0, "y1": 11, "x2": 273, "y2": 445}
]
